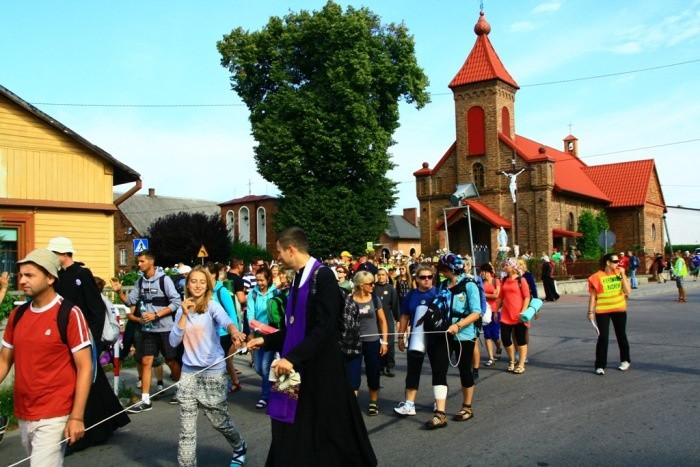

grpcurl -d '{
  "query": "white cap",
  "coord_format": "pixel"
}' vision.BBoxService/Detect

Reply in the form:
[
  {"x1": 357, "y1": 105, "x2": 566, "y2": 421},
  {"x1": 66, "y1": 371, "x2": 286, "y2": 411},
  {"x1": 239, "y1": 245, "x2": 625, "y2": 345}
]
[{"x1": 47, "y1": 237, "x2": 75, "y2": 254}]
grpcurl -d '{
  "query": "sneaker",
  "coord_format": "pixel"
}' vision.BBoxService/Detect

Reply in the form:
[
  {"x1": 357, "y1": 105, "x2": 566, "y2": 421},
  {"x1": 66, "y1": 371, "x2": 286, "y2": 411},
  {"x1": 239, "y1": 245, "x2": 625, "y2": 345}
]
[
  {"x1": 394, "y1": 401, "x2": 416, "y2": 416},
  {"x1": 156, "y1": 384, "x2": 164, "y2": 393},
  {"x1": 230, "y1": 441, "x2": 247, "y2": 466},
  {"x1": 127, "y1": 401, "x2": 153, "y2": 413},
  {"x1": 619, "y1": 361, "x2": 631, "y2": 371},
  {"x1": 255, "y1": 399, "x2": 268, "y2": 409},
  {"x1": 472, "y1": 369, "x2": 480, "y2": 381},
  {"x1": 0, "y1": 414, "x2": 8, "y2": 444},
  {"x1": 595, "y1": 368, "x2": 605, "y2": 376},
  {"x1": 169, "y1": 395, "x2": 179, "y2": 405},
  {"x1": 136, "y1": 379, "x2": 142, "y2": 389},
  {"x1": 368, "y1": 402, "x2": 379, "y2": 416},
  {"x1": 384, "y1": 367, "x2": 395, "y2": 377}
]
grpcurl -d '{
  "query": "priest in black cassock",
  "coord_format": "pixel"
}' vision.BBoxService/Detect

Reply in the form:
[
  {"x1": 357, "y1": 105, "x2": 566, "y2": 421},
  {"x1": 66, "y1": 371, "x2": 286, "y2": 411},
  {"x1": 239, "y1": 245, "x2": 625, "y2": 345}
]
[{"x1": 249, "y1": 227, "x2": 377, "y2": 466}]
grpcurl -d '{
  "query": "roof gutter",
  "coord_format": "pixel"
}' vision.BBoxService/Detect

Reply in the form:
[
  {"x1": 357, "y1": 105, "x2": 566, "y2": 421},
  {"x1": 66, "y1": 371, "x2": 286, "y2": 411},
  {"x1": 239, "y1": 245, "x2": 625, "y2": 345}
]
[{"x1": 114, "y1": 179, "x2": 143, "y2": 207}]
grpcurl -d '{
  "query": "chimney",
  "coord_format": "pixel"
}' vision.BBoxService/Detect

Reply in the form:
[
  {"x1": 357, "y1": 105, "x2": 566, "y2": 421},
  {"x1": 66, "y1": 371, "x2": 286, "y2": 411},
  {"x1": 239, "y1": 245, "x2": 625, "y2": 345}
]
[
  {"x1": 403, "y1": 208, "x2": 418, "y2": 226},
  {"x1": 148, "y1": 188, "x2": 156, "y2": 197}
]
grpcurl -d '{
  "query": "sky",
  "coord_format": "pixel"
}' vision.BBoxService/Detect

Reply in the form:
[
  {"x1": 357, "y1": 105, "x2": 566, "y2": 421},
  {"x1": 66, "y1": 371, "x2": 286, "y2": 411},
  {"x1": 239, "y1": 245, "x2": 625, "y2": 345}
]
[{"x1": 2, "y1": 0, "x2": 699, "y2": 244}]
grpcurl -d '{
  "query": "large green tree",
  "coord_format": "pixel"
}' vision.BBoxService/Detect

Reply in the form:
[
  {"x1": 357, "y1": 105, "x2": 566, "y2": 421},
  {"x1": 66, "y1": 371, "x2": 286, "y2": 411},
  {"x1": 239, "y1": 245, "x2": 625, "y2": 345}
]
[
  {"x1": 217, "y1": 1, "x2": 429, "y2": 256},
  {"x1": 147, "y1": 212, "x2": 232, "y2": 267},
  {"x1": 577, "y1": 209, "x2": 611, "y2": 259}
]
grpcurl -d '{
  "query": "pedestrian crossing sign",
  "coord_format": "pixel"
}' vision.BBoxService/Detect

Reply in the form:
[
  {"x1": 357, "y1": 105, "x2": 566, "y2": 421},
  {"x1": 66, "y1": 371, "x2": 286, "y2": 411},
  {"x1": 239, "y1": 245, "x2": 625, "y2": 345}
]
[{"x1": 133, "y1": 238, "x2": 149, "y2": 254}]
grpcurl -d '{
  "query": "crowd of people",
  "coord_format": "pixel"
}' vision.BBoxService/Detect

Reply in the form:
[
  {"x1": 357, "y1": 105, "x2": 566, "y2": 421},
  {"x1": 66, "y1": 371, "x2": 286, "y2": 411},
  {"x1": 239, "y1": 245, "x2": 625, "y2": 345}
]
[{"x1": 1, "y1": 230, "x2": 671, "y2": 465}]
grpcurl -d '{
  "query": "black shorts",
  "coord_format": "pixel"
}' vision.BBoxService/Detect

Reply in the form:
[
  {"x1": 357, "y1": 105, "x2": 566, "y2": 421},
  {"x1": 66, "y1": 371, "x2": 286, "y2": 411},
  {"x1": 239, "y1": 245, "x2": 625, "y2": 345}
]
[{"x1": 141, "y1": 331, "x2": 178, "y2": 361}]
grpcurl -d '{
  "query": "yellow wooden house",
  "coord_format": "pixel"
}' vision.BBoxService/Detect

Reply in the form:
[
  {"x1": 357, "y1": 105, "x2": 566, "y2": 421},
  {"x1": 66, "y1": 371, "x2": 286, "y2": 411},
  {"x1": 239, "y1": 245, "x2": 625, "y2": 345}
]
[{"x1": 0, "y1": 84, "x2": 141, "y2": 282}]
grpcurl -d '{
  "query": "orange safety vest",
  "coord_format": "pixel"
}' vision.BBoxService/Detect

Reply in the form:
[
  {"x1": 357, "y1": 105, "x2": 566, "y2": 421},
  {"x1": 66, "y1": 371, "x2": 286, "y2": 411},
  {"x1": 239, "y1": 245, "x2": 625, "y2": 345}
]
[{"x1": 588, "y1": 270, "x2": 626, "y2": 313}]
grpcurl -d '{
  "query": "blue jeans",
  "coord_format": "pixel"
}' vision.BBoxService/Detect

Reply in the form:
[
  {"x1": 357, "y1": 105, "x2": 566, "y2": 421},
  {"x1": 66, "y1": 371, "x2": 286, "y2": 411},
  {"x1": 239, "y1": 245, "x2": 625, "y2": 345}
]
[
  {"x1": 253, "y1": 349, "x2": 275, "y2": 401},
  {"x1": 630, "y1": 270, "x2": 638, "y2": 288}
]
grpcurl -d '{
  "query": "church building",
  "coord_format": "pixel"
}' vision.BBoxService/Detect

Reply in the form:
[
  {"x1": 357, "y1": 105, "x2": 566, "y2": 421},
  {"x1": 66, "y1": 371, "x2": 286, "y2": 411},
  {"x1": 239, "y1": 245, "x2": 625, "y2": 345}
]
[{"x1": 414, "y1": 11, "x2": 666, "y2": 263}]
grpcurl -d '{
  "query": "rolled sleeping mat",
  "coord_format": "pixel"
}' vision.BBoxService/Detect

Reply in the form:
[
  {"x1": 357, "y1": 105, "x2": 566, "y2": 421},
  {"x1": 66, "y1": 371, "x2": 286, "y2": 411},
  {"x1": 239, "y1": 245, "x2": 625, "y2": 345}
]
[
  {"x1": 408, "y1": 304, "x2": 428, "y2": 356},
  {"x1": 520, "y1": 298, "x2": 544, "y2": 323}
]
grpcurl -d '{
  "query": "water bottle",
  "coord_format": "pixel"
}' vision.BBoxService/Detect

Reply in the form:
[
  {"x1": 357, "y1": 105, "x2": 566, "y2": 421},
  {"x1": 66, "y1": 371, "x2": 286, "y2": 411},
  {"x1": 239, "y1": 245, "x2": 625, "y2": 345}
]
[{"x1": 141, "y1": 301, "x2": 154, "y2": 331}]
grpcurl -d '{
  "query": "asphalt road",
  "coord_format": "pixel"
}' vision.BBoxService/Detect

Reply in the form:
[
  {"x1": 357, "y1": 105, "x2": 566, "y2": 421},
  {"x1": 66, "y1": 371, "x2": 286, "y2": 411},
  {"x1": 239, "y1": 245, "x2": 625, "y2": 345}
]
[{"x1": 2, "y1": 279, "x2": 699, "y2": 466}]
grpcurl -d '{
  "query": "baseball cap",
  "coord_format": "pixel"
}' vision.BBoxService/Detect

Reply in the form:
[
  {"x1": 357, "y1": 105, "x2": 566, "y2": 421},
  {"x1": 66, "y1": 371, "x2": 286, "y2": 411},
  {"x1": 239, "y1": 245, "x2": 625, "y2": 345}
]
[
  {"x1": 340, "y1": 251, "x2": 352, "y2": 258},
  {"x1": 17, "y1": 248, "x2": 61, "y2": 278},
  {"x1": 47, "y1": 237, "x2": 75, "y2": 254}
]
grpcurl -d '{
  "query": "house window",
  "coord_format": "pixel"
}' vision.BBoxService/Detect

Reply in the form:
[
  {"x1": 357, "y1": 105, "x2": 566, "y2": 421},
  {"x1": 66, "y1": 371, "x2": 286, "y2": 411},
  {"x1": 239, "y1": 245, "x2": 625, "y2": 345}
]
[
  {"x1": 568, "y1": 212, "x2": 575, "y2": 231},
  {"x1": 0, "y1": 227, "x2": 18, "y2": 288},
  {"x1": 256, "y1": 207, "x2": 266, "y2": 248},
  {"x1": 119, "y1": 248, "x2": 128, "y2": 266},
  {"x1": 651, "y1": 223, "x2": 656, "y2": 241},
  {"x1": 467, "y1": 106, "x2": 486, "y2": 155},
  {"x1": 472, "y1": 163, "x2": 485, "y2": 189}
]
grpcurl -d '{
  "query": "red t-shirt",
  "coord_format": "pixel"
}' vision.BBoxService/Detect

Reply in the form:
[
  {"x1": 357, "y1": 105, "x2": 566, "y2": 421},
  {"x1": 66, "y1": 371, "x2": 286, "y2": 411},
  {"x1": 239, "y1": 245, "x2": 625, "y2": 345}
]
[
  {"x1": 498, "y1": 275, "x2": 530, "y2": 325},
  {"x1": 483, "y1": 277, "x2": 501, "y2": 311},
  {"x1": 1, "y1": 295, "x2": 91, "y2": 421}
]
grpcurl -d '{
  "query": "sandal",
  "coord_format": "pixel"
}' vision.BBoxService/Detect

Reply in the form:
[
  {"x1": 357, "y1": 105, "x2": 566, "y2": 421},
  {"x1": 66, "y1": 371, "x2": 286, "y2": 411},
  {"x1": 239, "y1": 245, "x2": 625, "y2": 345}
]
[
  {"x1": 453, "y1": 404, "x2": 474, "y2": 422},
  {"x1": 368, "y1": 402, "x2": 379, "y2": 416},
  {"x1": 485, "y1": 359, "x2": 494, "y2": 367},
  {"x1": 507, "y1": 360, "x2": 516, "y2": 372},
  {"x1": 513, "y1": 366, "x2": 525, "y2": 374},
  {"x1": 255, "y1": 399, "x2": 268, "y2": 409},
  {"x1": 425, "y1": 411, "x2": 447, "y2": 429}
]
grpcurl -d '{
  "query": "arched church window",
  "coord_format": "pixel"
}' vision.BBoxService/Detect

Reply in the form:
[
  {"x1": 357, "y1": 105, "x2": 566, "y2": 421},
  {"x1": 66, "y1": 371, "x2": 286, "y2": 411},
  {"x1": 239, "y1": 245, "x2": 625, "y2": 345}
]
[
  {"x1": 567, "y1": 212, "x2": 575, "y2": 231},
  {"x1": 651, "y1": 223, "x2": 656, "y2": 241},
  {"x1": 467, "y1": 106, "x2": 485, "y2": 155},
  {"x1": 472, "y1": 163, "x2": 485, "y2": 189},
  {"x1": 501, "y1": 106, "x2": 510, "y2": 136}
]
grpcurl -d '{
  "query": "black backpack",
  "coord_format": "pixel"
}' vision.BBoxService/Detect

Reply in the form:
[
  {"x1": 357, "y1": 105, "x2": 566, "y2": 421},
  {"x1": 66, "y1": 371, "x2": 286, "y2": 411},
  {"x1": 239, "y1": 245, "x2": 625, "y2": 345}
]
[{"x1": 419, "y1": 278, "x2": 474, "y2": 333}]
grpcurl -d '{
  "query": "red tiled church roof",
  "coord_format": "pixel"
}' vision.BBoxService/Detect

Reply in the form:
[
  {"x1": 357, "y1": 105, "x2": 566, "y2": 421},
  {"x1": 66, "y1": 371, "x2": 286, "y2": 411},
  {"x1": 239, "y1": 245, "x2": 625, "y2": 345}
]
[
  {"x1": 499, "y1": 133, "x2": 611, "y2": 203},
  {"x1": 583, "y1": 160, "x2": 659, "y2": 208},
  {"x1": 449, "y1": 12, "x2": 519, "y2": 90},
  {"x1": 436, "y1": 199, "x2": 512, "y2": 231}
]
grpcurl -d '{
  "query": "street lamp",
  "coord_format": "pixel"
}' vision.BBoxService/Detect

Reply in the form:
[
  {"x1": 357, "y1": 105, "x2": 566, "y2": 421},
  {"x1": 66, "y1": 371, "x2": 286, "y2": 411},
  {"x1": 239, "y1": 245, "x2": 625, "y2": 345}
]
[{"x1": 443, "y1": 183, "x2": 479, "y2": 273}]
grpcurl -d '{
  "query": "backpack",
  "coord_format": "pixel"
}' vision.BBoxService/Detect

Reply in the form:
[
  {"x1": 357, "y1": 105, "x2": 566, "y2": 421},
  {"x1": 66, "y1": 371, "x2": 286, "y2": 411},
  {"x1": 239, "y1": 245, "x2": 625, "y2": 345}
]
[
  {"x1": 101, "y1": 297, "x2": 121, "y2": 345},
  {"x1": 691, "y1": 255, "x2": 700, "y2": 268},
  {"x1": 13, "y1": 299, "x2": 98, "y2": 383},
  {"x1": 267, "y1": 292, "x2": 287, "y2": 329},
  {"x1": 137, "y1": 275, "x2": 169, "y2": 307},
  {"x1": 419, "y1": 277, "x2": 482, "y2": 333}
]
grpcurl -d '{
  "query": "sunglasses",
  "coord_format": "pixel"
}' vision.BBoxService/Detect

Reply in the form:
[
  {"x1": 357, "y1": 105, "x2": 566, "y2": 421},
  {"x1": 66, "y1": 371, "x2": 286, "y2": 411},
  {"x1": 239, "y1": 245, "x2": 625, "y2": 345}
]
[
  {"x1": 610, "y1": 259, "x2": 620, "y2": 263},
  {"x1": 417, "y1": 275, "x2": 433, "y2": 280}
]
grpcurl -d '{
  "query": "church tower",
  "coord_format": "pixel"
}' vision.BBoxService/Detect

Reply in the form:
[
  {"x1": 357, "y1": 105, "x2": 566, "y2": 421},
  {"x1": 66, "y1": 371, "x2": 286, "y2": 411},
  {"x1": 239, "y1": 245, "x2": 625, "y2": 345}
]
[{"x1": 448, "y1": 10, "x2": 519, "y2": 203}]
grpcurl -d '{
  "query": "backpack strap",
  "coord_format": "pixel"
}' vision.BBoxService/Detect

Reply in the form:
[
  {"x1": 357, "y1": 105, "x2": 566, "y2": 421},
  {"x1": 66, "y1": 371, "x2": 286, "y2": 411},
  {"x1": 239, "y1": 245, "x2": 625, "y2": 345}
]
[{"x1": 14, "y1": 298, "x2": 75, "y2": 347}]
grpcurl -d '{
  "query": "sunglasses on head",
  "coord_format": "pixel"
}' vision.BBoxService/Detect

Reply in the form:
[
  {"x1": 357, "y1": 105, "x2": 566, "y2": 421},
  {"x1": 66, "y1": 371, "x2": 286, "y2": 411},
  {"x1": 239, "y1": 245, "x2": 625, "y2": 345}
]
[{"x1": 417, "y1": 275, "x2": 433, "y2": 280}]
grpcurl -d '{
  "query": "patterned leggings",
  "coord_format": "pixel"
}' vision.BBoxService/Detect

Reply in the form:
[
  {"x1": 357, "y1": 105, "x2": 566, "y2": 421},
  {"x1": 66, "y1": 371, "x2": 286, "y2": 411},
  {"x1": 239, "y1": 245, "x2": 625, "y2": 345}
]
[{"x1": 177, "y1": 372, "x2": 244, "y2": 467}]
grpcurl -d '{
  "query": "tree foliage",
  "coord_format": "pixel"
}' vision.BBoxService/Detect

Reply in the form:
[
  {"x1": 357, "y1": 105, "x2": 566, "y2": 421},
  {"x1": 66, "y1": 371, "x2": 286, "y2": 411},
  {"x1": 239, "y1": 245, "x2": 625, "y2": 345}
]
[
  {"x1": 217, "y1": 1, "x2": 429, "y2": 255},
  {"x1": 147, "y1": 212, "x2": 232, "y2": 267},
  {"x1": 577, "y1": 209, "x2": 611, "y2": 259}
]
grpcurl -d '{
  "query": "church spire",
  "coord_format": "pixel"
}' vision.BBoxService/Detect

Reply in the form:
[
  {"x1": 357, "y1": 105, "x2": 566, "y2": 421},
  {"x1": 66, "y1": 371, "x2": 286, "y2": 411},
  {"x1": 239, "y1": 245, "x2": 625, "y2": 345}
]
[{"x1": 449, "y1": 10, "x2": 519, "y2": 90}]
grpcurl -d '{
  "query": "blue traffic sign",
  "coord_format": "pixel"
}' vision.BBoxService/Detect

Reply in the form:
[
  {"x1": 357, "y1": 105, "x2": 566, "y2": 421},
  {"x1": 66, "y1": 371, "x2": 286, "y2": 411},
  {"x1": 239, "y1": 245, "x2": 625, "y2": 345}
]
[{"x1": 133, "y1": 238, "x2": 149, "y2": 254}]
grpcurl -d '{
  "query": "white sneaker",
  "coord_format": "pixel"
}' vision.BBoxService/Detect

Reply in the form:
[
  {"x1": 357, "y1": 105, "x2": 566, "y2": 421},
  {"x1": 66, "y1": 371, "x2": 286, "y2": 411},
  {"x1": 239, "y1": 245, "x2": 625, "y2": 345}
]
[
  {"x1": 595, "y1": 368, "x2": 605, "y2": 375},
  {"x1": 137, "y1": 380, "x2": 142, "y2": 388},
  {"x1": 618, "y1": 361, "x2": 630, "y2": 371},
  {"x1": 394, "y1": 401, "x2": 416, "y2": 416}
]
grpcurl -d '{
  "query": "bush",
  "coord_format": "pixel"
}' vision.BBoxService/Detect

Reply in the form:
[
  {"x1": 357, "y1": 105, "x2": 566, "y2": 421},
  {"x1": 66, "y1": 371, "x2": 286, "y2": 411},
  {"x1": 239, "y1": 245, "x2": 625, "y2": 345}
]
[
  {"x1": 0, "y1": 382, "x2": 16, "y2": 430},
  {"x1": 0, "y1": 291, "x2": 15, "y2": 322}
]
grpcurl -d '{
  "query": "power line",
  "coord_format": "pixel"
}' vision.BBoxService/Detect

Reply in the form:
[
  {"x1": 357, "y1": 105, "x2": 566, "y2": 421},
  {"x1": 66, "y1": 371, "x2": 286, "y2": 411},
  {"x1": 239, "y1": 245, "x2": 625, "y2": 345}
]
[{"x1": 28, "y1": 58, "x2": 700, "y2": 107}]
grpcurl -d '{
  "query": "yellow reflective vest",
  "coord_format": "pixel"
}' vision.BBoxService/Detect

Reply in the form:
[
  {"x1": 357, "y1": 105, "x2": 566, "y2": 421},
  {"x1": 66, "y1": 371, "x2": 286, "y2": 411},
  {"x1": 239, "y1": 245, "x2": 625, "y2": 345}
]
[{"x1": 588, "y1": 270, "x2": 626, "y2": 313}]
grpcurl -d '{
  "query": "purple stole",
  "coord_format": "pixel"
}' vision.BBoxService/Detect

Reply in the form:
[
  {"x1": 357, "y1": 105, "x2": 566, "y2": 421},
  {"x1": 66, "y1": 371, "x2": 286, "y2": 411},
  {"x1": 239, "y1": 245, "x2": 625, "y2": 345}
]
[{"x1": 267, "y1": 259, "x2": 321, "y2": 424}]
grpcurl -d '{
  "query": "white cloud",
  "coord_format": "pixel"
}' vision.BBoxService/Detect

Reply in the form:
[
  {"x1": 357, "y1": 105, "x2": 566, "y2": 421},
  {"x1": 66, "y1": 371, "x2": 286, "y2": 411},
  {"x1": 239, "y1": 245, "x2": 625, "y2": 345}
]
[
  {"x1": 610, "y1": 41, "x2": 642, "y2": 54},
  {"x1": 532, "y1": 2, "x2": 561, "y2": 14},
  {"x1": 510, "y1": 21, "x2": 536, "y2": 33}
]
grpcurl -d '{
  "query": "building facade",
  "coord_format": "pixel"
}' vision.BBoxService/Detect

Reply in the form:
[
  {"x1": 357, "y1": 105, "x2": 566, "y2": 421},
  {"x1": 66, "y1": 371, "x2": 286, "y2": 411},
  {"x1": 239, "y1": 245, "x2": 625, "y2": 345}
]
[{"x1": 414, "y1": 11, "x2": 666, "y2": 262}]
